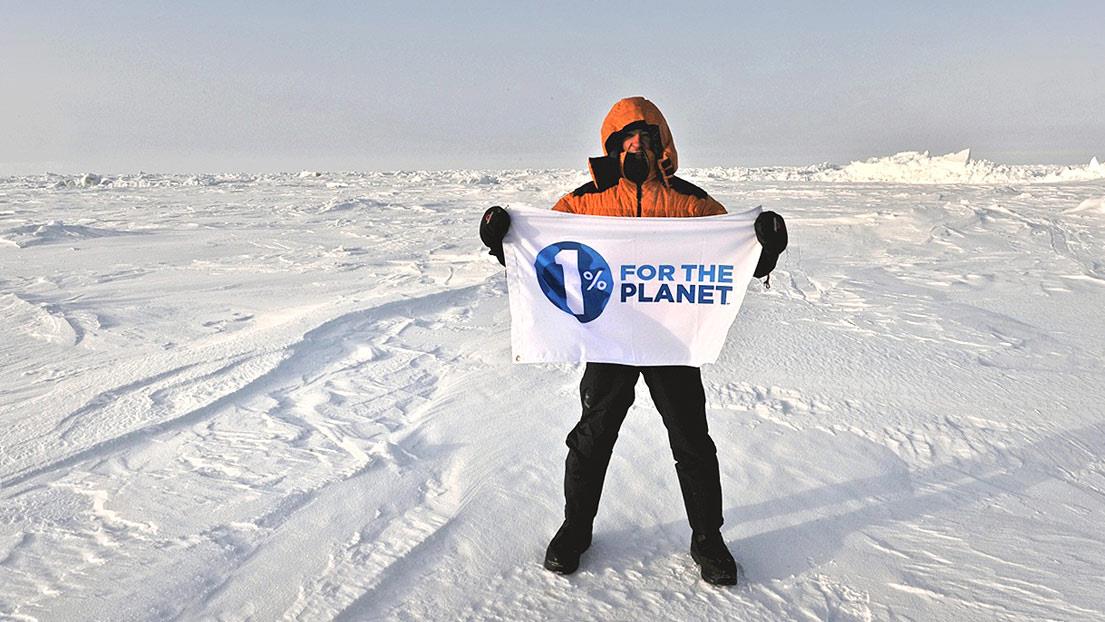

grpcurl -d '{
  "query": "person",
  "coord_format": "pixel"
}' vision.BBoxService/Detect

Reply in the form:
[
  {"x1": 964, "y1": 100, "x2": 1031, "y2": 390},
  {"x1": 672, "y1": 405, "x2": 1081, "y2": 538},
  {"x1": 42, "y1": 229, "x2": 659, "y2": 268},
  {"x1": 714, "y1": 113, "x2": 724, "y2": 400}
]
[{"x1": 479, "y1": 97, "x2": 787, "y2": 586}]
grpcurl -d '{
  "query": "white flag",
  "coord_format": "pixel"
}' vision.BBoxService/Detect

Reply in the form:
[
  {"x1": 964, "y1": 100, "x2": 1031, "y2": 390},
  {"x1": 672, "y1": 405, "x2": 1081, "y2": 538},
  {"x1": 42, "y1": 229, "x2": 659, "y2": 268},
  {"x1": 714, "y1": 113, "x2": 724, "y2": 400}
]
[{"x1": 503, "y1": 206, "x2": 763, "y2": 365}]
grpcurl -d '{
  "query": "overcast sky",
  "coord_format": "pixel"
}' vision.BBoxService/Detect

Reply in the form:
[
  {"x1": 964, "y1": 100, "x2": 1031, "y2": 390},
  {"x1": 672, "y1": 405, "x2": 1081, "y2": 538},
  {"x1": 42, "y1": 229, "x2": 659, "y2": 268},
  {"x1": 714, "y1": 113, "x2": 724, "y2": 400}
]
[{"x1": 2, "y1": 1, "x2": 1103, "y2": 174}]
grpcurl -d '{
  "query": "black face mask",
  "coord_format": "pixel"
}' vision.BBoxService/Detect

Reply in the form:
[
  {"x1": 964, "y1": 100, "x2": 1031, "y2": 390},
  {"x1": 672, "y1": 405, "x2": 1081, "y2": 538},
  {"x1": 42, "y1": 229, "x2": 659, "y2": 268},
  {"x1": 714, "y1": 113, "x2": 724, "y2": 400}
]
[{"x1": 623, "y1": 151, "x2": 650, "y2": 184}]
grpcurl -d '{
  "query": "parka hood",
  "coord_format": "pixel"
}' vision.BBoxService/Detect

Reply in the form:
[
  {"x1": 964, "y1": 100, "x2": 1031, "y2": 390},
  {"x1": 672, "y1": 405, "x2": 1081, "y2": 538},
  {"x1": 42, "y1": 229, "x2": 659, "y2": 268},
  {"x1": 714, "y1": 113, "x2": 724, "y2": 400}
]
[{"x1": 588, "y1": 97, "x2": 679, "y2": 189}]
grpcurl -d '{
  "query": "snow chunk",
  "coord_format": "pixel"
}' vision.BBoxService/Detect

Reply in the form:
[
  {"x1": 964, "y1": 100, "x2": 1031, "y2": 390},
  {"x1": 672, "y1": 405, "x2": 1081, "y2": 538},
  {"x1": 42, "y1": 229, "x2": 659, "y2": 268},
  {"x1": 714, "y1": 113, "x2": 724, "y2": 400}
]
[
  {"x1": 1, "y1": 220, "x2": 134, "y2": 247},
  {"x1": 0, "y1": 292, "x2": 79, "y2": 346},
  {"x1": 834, "y1": 149, "x2": 978, "y2": 183},
  {"x1": 182, "y1": 174, "x2": 258, "y2": 187},
  {"x1": 44, "y1": 173, "x2": 110, "y2": 188},
  {"x1": 79, "y1": 173, "x2": 103, "y2": 187},
  {"x1": 1064, "y1": 196, "x2": 1105, "y2": 214},
  {"x1": 319, "y1": 196, "x2": 392, "y2": 213}
]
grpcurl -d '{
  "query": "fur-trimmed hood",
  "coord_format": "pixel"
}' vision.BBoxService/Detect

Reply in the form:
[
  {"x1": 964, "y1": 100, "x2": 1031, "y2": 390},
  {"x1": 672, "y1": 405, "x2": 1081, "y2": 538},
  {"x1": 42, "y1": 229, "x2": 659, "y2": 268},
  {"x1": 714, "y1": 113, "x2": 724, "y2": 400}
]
[{"x1": 588, "y1": 97, "x2": 679, "y2": 189}]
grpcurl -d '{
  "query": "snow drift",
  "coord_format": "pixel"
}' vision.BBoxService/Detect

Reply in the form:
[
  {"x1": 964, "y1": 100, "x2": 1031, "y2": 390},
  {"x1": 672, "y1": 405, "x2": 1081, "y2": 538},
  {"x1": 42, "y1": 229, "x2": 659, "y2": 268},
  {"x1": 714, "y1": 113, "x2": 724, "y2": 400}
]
[{"x1": 697, "y1": 150, "x2": 1105, "y2": 184}]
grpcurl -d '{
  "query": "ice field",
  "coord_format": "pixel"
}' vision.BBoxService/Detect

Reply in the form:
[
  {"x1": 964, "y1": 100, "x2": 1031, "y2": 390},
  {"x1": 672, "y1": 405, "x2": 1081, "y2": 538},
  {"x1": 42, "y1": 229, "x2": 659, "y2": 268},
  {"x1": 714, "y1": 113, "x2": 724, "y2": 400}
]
[{"x1": 2, "y1": 151, "x2": 1105, "y2": 620}]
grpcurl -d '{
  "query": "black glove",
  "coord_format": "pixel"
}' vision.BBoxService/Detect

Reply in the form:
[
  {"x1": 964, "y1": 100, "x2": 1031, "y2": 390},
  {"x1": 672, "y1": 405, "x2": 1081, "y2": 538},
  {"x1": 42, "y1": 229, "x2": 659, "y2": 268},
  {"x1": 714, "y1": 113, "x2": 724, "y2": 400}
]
[
  {"x1": 479, "y1": 206, "x2": 511, "y2": 266},
  {"x1": 754, "y1": 211, "x2": 787, "y2": 278}
]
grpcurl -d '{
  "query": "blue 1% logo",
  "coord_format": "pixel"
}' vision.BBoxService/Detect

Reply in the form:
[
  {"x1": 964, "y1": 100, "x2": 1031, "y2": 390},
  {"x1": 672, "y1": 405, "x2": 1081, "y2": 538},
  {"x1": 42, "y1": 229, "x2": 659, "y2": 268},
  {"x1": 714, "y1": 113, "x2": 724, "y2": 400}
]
[{"x1": 534, "y1": 241, "x2": 613, "y2": 323}]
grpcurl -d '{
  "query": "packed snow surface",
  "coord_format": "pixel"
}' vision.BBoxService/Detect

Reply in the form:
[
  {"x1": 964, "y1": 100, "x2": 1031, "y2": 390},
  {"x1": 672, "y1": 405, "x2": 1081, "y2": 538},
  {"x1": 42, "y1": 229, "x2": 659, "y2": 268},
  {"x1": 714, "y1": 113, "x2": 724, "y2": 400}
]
[{"x1": 2, "y1": 155, "x2": 1105, "y2": 621}]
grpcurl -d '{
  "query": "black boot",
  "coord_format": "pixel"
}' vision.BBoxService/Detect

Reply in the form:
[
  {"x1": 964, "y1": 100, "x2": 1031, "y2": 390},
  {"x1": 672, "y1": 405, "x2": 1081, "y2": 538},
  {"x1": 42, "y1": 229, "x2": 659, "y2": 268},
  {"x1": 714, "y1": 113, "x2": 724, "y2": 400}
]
[
  {"x1": 543, "y1": 521, "x2": 593, "y2": 574},
  {"x1": 690, "y1": 531, "x2": 740, "y2": 586}
]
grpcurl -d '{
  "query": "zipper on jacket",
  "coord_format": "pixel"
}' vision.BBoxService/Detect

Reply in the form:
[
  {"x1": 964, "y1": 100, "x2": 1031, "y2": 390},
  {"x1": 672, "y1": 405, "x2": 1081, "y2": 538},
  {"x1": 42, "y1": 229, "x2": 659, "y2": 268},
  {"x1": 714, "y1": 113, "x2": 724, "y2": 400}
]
[{"x1": 635, "y1": 182, "x2": 643, "y2": 217}]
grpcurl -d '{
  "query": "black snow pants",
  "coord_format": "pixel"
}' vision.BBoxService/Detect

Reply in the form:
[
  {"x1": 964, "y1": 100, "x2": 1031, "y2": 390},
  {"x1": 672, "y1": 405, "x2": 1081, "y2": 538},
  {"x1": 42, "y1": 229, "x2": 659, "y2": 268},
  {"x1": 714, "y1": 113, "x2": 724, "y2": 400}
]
[{"x1": 563, "y1": 363, "x2": 723, "y2": 533}]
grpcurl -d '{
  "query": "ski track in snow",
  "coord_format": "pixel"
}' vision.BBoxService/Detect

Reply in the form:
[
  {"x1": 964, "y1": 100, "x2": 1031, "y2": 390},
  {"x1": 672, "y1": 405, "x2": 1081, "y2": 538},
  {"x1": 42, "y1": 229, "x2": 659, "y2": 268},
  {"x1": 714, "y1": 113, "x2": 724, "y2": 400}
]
[{"x1": 2, "y1": 166, "x2": 1105, "y2": 621}]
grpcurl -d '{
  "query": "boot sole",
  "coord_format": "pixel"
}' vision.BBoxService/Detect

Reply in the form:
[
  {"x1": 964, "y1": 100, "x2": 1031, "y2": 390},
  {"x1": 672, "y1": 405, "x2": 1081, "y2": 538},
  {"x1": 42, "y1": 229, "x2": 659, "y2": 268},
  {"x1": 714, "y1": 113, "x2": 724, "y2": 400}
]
[
  {"x1": 543, "y1": 542, "x2": 591, "y2": 575},
  {"x1": 690, "y1": 549, "x2": 741, "y2": 586},
  {"x1": 542, "y1": 558, "x2": 579, "y2": 574}
]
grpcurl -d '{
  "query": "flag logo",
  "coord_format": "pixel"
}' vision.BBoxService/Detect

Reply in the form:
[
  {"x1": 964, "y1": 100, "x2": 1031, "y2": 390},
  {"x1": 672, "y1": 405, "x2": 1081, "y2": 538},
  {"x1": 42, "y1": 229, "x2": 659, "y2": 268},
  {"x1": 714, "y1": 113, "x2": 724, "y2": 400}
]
[{"x1": 534, "y1": 241, "x2": 613, "y2": 323}]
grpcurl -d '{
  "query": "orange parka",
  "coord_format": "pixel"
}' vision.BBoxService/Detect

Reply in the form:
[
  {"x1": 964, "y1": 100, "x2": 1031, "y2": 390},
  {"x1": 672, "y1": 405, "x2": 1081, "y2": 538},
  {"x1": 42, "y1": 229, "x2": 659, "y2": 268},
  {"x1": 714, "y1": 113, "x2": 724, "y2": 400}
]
[{"x1": 553, "y1": 97, "x2": 726, "y2": 218}]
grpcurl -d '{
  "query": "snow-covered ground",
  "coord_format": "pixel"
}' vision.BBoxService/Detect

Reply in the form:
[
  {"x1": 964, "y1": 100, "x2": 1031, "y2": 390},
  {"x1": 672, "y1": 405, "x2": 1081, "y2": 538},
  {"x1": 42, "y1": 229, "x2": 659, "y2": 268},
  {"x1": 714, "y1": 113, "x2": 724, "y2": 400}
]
[{"x1": 2, "y1": 151, "x2": 1104, "y2": 621}]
